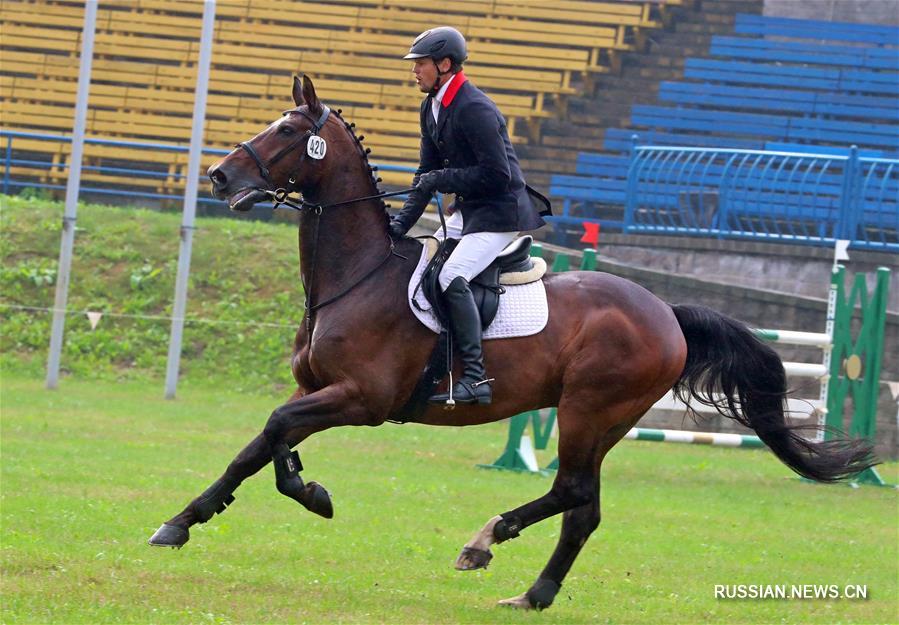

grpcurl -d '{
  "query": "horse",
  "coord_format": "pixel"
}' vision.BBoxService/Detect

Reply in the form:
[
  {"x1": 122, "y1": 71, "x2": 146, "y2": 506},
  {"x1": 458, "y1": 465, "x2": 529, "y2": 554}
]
[{"x1": 148, "y1": 75, "x2": 875, "y2": 610}]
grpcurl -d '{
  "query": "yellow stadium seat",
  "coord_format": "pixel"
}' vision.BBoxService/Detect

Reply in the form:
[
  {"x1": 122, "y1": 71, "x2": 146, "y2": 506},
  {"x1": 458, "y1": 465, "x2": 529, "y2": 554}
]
[{"x1": 1, "y1": 0, "x2": 669, "y2": 187}]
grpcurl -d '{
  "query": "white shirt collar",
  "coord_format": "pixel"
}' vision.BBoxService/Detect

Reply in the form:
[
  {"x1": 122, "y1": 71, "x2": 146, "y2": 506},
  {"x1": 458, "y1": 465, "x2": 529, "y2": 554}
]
[{"x1": 431, "y1": 73, "x2": 457, "y2": 123}]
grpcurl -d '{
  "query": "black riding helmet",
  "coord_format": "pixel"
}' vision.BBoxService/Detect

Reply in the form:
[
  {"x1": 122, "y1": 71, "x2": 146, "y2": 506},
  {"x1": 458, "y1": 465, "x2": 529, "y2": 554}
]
[{"x1": 403, "y1": 26, "x2": 468, "y2": 66}]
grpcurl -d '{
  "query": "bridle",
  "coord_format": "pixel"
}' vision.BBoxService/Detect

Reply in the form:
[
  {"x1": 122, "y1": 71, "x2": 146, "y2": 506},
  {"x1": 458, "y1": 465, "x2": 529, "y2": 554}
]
[
  {"x1": 238, "y1": 105, "x2": 415, "y2": 213},
  {"x1": 237, "y1": 104, "x2": 331, "y2": 192},
  {"x1": 235, "y1": 104, "x2": 418, "y2": 338}
]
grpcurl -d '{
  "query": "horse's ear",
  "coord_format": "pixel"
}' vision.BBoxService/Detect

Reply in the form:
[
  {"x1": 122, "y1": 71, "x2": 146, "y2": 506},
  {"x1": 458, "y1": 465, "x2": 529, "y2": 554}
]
[
  {"x1": 292, "y1": 75, "x2": 305, "y2": 107},
  {"x1": 301, "y1": 75, "x2": 323, "y2": 116}
]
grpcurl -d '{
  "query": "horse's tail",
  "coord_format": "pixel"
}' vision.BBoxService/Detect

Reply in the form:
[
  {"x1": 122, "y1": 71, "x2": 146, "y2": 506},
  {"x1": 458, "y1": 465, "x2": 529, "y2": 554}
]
[{"x1": 670, "y1": 304, "x2": 876, "y2": 482}]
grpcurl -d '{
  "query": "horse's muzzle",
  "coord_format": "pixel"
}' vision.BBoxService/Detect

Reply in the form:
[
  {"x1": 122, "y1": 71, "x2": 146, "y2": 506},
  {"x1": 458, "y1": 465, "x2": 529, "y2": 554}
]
[
  {"x1": 208, "y1": 161, "x2": 268, "y2": 211},
  {"x1": 225, "y1": 188, "x2": 268, "y2": 212}
]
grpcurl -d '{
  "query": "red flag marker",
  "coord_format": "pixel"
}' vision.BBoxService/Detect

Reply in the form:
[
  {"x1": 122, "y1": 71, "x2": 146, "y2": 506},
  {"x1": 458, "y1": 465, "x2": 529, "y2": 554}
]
[{"x1": 580, "y1": 221, "x2": 600, "y2": 249}]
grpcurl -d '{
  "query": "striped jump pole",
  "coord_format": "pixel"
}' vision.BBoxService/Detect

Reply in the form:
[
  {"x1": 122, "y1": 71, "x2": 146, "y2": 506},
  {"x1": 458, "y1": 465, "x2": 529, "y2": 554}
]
[
  {"x1": 624, "y1": 428, "x2": 764, "y2": 448},
  {"x1": 754, "y1": 325, "x2": 833, "y2": 440}
]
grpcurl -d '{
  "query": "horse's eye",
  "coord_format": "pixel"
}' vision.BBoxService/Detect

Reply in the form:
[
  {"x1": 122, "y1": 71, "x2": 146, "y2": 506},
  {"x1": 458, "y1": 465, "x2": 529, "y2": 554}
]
[{"x1": 279, "y1": 125, "x2": 295, "y2": 136}]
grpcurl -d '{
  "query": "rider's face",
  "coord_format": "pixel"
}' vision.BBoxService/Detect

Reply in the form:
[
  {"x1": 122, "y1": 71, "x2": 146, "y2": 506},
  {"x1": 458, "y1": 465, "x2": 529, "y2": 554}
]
[{"x1": 412, "y1": 57, "x2": 452, "y2": 93}]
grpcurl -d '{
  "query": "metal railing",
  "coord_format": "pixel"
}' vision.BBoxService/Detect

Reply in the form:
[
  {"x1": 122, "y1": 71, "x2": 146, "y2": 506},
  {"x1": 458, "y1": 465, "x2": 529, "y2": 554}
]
[
  {"x1": 624, "y1": 144, "x2": 898, "y2": 252},
  {"x1": 0, "y1": 130, "x2": 228, "y2": 204},
  {"x1": 0, "y1": 129, "x2": 416, "y2": 207}
]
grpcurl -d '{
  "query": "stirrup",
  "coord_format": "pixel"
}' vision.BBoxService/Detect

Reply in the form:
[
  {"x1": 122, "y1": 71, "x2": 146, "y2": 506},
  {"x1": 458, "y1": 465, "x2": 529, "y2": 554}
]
[
  {"x1": 430, "y1": 377, "x2": 494, "y2": 407},
  {"x1": 447, "y1": 370, "x2": 456, "y2": 408}
]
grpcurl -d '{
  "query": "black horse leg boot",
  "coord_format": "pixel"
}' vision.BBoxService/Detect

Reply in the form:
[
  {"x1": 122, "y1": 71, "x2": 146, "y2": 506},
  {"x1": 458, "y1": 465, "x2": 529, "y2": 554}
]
[{"x1": 430, "y1": 276, "x2": 493, "y2": 405}]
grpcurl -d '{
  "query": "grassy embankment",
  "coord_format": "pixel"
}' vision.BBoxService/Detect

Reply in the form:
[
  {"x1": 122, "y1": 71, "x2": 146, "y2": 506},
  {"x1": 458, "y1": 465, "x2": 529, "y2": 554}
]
[{"x1": 1, "y1": 194, "x2": 303, "y2": 393}]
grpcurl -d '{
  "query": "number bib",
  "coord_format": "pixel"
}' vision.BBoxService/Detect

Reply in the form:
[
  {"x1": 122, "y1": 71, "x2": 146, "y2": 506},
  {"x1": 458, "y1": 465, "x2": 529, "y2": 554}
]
[{"x1": 307, "y1": 135, "x2": 327, "y2": 160}]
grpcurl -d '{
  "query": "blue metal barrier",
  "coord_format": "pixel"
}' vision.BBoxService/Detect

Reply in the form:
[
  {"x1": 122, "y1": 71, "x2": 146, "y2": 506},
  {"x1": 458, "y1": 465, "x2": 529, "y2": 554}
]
[
  {"x1": 0, "y1": 129, "x2": 416, "y2": 206},
  {"x1": 0, "y1": 129, "x2": 229, "y2": 203},
  {"x1": 624, "y1": 144, "x2": 898, "y2": 252}
]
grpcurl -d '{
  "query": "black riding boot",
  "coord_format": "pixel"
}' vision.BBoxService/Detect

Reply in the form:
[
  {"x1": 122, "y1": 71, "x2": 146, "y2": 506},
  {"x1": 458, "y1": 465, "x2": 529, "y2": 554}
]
[{"x1": 429, "y1": 276, "x2": 493, "y2": 405}]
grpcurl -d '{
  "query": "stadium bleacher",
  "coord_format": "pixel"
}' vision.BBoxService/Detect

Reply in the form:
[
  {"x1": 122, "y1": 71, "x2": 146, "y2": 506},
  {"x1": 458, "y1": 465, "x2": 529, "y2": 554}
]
[
  {"x1": 1, "y1": 0, "x2": 672, "y2": 195},
  {"x1": 684, "y1": 58, "x2": 898, "y2": 95},
  {"x1": 550, "y1": 12, "x2": 899, "y2": 233},
  {"x1": 5, "y1": 0, "x2": 893, "y2": 247}
]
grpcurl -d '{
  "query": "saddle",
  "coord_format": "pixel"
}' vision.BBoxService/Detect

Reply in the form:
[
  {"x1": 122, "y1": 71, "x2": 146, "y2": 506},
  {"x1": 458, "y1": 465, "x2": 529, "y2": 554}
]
[
  {"x1": 394, "y1": 235, "x2": 546, "y2": 424},
  {"x1": 417, "y1": 235, "x2": 545, "y2": 329}
]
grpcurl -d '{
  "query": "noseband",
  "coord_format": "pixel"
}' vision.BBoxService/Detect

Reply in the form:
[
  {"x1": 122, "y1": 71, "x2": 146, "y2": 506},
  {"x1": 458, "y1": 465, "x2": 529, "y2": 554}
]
[{"x1": 239, "y1": 105, "x2": 415, "y2": 213}]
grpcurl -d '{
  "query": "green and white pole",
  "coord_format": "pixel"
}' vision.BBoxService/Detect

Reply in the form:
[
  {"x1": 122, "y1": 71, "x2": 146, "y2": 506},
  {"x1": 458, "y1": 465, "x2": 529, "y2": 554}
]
[
  {"x1": 848, "y1": 267, "x2": 891, "y2": 486},
  {"x1": 819, "y1": 240, "x2": 849, "y2": 441},
  {"x1": 818, "y1": 264, "x2": 839, "y2": 442},
  {"x1": 624, "y1": 427, "x2": 764, "y2": 448}
]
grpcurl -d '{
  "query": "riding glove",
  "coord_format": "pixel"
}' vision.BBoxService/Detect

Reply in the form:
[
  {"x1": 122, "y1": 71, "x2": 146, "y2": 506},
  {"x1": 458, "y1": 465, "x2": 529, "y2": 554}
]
[
  {"x1": 389, "y1": 170, "x2": 444, "y2": 238},
  {"x1": 415, "y1": 170, "x2": 441, "y2": 194},
  {"x1": 388, "y1": 218, "x2": 408, "y2": 241}
]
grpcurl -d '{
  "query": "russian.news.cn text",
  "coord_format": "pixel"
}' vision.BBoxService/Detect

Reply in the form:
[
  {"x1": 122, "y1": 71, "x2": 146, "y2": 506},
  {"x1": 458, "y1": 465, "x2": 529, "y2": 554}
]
[{"x1": 714, "y1": 584, "x2": 868, "y2": 600}]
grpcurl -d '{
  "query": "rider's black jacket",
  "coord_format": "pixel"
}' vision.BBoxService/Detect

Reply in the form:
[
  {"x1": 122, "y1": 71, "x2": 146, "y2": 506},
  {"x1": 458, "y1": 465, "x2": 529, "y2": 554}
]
[{"x1": 394, "y1": 74, "x2": 550, "y2": 235}]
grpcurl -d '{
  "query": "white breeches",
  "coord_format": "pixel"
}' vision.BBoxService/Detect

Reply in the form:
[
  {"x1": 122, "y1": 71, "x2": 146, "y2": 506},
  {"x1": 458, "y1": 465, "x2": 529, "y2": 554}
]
[{"x1": 434, "y1": 212, "x2": 518, "y2": 291}]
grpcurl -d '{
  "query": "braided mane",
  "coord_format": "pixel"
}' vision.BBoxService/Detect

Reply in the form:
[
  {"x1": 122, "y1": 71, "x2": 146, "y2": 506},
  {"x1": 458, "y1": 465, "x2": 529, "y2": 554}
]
[{"x1": 331, "y1": 107, "x2": 392, "y2": 226}]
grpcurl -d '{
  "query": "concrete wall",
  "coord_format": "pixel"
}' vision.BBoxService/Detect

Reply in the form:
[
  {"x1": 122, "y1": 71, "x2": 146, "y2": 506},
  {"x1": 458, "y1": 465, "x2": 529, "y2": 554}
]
[
  {"x1": 591, "y1": 234, "x2": 899, "y2": 314},
  {"x1": 764, "y1": 0, "x2": 899, "y2": 25}
]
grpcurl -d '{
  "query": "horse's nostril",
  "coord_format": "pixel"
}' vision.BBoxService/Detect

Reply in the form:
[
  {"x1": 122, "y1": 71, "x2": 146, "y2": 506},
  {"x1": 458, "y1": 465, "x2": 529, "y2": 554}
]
[{"x1": 209, "y1": 168, "x2": 227, "y2": 186}]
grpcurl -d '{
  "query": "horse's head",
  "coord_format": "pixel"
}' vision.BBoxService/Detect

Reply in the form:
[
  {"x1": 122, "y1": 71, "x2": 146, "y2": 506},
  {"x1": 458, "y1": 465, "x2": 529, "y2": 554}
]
[{"x1": 208, "y1": 75, "x2": 345, "y2": 211}]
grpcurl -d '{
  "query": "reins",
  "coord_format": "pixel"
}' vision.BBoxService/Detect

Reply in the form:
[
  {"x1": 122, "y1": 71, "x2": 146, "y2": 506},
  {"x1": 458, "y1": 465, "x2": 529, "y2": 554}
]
[
  {"x1": 262, "y1": 186, "x2": 415, "y2": 214},
  {"x1": 257, "y1": 187, "x2": 419, "y2": 338}
]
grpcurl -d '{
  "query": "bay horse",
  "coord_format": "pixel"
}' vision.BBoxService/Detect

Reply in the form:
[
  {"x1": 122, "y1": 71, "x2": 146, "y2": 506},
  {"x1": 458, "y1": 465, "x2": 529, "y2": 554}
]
[{"x1": 148, "y1": 76, "x2": 874, "y2": 610}]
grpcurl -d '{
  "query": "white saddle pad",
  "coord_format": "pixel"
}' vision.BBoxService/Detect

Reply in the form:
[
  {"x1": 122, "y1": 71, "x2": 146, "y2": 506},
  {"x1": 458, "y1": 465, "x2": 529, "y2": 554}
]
[{"x1": 408, "y1": 242, "x2": 548, "y2": 339}]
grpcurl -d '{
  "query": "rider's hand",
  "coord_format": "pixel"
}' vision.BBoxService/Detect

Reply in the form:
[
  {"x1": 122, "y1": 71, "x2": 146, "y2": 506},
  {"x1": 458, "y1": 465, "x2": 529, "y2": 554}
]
[
  {"x1": 388, "y1": 218, "x2": 408, "y2": 241},
  {"x1": 402, "y1": 184, "x2": 432, "y2": 213},
  {"x1": 388, "y1": 171, "x2": 443, "y2": 241},
  {"x1": 415, "y1": 170, "x2": 441, "y2": 194}
]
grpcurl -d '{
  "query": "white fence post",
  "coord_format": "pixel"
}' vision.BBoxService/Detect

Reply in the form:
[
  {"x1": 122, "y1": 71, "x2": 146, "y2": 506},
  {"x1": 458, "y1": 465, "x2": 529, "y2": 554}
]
[
  {"x1": 165, "y1": 0, "x2": 217, "y2": 399},
  {"x1": 46, "y1": 0, "x2": 98, "y2": 389}
]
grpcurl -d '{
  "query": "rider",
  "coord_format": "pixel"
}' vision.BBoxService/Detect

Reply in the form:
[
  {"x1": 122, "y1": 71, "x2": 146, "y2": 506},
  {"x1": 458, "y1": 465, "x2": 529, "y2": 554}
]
[{"x1": 389, "y1": 26, "x2": 549, "y2": 406}]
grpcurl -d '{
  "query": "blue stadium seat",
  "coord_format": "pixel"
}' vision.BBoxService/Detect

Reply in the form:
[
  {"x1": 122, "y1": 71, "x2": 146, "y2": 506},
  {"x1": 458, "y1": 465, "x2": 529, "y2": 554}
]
[
  {"x1": 602, "y1": 128, "x2": 763, "y2": 152},
  {"x1": 734, "y1": 13, "x2": 899, "y2": 47},
  {"x1": 659, "y1": 82, "x2": 899, "y2": 121},
  {"x1": 684, "y1": 59, "x2": 899, "y2": 96},
  {"x1": 710, "y1": 36, "x2": 899, "y2": 71},
  {"x1": 628, "y1": 105, "x2": 899, "y2": 150}
]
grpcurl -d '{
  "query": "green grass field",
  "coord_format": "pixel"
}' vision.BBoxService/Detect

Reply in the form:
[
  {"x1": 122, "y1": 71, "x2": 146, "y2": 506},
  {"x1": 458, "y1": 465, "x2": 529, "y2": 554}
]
[{"x1": 2, "y1": 373, "x2": 897, "y2": 625}]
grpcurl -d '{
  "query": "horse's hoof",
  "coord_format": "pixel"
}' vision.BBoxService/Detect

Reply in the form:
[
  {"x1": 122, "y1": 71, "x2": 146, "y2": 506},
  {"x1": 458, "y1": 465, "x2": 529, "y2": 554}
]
[
  {"x1": 454, "y1": 546, "x2": 493, "y2": 570},
  {"x1": 148, "y1": 523, "x2": 189, "y2": 548},
  {"x1": 498, "y1": 592, "x2": 534, "y2": 609},
  {"x1": 301, "y1": 481, "x2": 333, "y2": 519}
]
